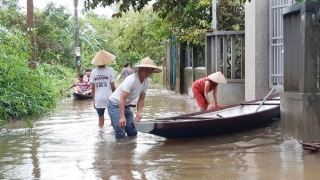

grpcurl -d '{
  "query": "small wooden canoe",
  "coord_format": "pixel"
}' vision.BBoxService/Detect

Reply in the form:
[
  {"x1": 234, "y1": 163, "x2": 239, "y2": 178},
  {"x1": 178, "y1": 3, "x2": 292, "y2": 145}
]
[
  {"x1": 73, "y1": 93, "x2": 92, "y2": 100},
  {"x1": 133, "y1": 95, "x2": 280, "y2": 138}
]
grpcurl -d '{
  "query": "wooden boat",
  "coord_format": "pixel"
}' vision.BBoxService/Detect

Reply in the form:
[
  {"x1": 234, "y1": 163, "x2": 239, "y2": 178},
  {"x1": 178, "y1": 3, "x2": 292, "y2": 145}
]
[
  {"x1": 133, "y1": 94, "x2": 280, "y2": 139},
  {"x1": 73, "y1": 93, "x2": 92, "y2": 100}
]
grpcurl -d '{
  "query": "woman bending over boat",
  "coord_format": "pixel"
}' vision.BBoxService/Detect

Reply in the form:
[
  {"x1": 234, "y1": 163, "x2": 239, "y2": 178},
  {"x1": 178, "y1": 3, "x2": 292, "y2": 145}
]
[{"x1": 192, "y1": 71, "x2": 227, "y2": 111}]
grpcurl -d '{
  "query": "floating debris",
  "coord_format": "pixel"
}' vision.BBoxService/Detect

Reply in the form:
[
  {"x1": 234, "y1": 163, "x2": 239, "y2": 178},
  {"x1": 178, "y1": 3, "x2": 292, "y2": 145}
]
[{"x1": 300, "y1": 141, "x2": 320, "y2": 152}]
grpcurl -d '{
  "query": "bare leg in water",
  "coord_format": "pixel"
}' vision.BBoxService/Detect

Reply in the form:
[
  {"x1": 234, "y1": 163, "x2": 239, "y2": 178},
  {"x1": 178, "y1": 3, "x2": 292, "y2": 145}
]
[{"x1": 98, "y1": 116, "x2": 104, "y2": 127}]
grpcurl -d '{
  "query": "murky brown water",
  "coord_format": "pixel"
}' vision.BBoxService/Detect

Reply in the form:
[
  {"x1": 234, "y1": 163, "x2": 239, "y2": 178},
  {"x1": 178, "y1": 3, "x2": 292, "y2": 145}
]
[{"x1": 1, "y1": 85, "x2": 320, "y2": 180}]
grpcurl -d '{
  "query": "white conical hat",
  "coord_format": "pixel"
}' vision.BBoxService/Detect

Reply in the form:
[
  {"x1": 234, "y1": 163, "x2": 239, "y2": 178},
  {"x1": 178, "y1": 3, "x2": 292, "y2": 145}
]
[
  {"x1": 91, "y1": 50, "x2": 116, "y2": 66},
  {"x1": 208, "y1": 71, "x2": 227, "y2": 84},
  {"x1": 132, "y1": 57, "x2": 162, "y2": 73}
]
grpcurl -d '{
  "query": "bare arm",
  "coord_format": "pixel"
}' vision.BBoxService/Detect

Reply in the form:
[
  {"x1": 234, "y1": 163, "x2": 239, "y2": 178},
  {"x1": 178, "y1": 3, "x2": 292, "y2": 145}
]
[
  {"x1": 120, "y1": 68, "x2": 125, "y2": 76},
  {"x1": 203, "y1": 81, "x2": 211, "y2": 105},
  {"x1": 110, "y1": 82, "x2": 116, "y2": 92},
  {"x1": 135, "y1": 92, "x2": 146, "y2": 122},
  {"x1": 64, "y1": 83, "x2": 75, "y2": 91},
  {"x1": 212, "y1": 84, "x2": 218, "y2": 106},
  {"x1": 119, "y1": 91, "x2": 129, "y2": 128},
  {"x1": 91, "y1": 83, "x2": 95, "y2": 100}
]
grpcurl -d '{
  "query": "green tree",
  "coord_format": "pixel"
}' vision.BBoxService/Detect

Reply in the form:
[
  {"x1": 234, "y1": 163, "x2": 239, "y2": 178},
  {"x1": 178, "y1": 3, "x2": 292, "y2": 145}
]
[
  {"x1": 0, "y1": 0, "x2": 26, "y2": 31},
  {"x1": 77, "y1": 14, "x2": 111, "y2": 68},
  {"x1": 35, "y1": 3, "x2": 110, "y2": 70},
  {"x1": 35, "y1": 3, "x2": 74, "y2": 66},
  {"x1": 156, "y1": 0, "x2": 244, "y2": 45},
  {"x1": 107, "y1": 8, "x2": 169, "y2": 71},
  {"x1": 83, "y1": 0, "x2": 245, "y2": 46}
]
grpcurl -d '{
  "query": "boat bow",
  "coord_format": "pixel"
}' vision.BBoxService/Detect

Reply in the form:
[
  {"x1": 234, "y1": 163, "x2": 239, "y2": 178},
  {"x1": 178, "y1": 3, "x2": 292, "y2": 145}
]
[{"x1": 133, "y1": 121, "x2": 155, "y2": 133}]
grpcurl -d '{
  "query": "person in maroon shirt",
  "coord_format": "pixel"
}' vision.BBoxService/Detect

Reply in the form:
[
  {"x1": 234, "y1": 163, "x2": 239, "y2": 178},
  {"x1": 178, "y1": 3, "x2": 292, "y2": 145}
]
[{"x1": 191, "y1": 71, "x2": 227, "y2": 111}]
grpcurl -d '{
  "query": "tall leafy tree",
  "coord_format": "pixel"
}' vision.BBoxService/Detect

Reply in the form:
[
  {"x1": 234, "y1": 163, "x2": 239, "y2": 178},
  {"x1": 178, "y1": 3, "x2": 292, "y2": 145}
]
[
  {"x1": 83, "y1": 0, "x2": 251, "y2": 12},
  {"x1": 156, "y1": 0, "x2": 245, "y2": 45},
  {"x1": 83, "y1": 0, "x2": 245, "y2": 45},
  {"x1": 0, "y1": 0, "x2": 26, "y2": 30},
  {"x1": 35, "y1": 3, "x2": 110, "y2": 69},
  {"x1": 108, "y1": 8, "x2": 170, "y2": 70},
  {"x1": 35, "y1": 3, "x2": 74, "y2": 65}
]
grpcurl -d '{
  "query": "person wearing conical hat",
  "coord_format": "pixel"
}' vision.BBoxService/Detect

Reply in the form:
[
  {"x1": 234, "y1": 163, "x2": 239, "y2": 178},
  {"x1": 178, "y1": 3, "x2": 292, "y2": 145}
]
[
  {"x1": 90, "y1": 50, "x2": 117, "y2": 127},
  {"x1": 191, "y1": 71, "x2": 227, "y2": 111},
  {"x1": 108, "y1": 57, "x2": 162, "y2": 140}
]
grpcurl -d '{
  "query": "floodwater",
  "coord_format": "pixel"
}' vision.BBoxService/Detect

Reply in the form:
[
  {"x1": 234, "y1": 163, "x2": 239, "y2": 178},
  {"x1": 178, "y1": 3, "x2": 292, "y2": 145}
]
[{"x1": 1, "y1": 85, "x2": 320, "y2": 180}]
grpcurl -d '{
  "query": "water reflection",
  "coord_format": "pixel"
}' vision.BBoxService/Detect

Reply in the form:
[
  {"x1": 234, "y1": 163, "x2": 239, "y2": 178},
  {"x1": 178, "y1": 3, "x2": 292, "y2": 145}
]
[
  {"x1": 30, "y1": 135, "x2": 41, "y2": 179},
  {"x1": 279, "y1": 139, "x2": 303, "y2": 180},
  {"x1": 1, "y1": 86, "x2": 320, "y2": 179}
]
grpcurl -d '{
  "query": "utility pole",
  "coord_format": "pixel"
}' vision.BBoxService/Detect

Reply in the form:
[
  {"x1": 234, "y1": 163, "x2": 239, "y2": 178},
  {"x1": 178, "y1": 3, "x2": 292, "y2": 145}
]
[
  {"x1": 27, "y1": 0, "x2": 36, "y2": 69},
  {"x1": 74, "y1": 0, "x2": 81, "y2": 73},
  {"x1": 212, "y1": 0, "x2": 217, "y2": 30}
]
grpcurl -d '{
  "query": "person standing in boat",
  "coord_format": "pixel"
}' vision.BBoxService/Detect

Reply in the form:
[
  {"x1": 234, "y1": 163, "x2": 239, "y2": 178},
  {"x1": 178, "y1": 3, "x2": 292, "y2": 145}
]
[
  {"x1": 192, "y1": 71, "x2": 227, "y2": 111},
  {"x1": 108, "y1": 57, "x2": 162, "y2": 140},
  {"x1": 90, "y1": 50, "x2": 117, "y2": 127},
  {"x1": 83, "y1": 68, "x2": 92, "y2": 82},
  {"x1": 116, "y1": 61, "x2": 134, "y2": 81}
]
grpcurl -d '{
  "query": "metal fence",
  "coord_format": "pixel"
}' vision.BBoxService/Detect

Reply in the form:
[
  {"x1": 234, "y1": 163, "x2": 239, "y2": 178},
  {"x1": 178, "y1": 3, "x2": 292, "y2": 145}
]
[
  {"x1": 205, "y1": 31, "x2": 245, "y2": 79},
  {"x1": 269, "y1": 0, "x2": 295, "y2": 90},
  {"x1": 184, "y1": 44, "x2": 205, "y2": 68}
]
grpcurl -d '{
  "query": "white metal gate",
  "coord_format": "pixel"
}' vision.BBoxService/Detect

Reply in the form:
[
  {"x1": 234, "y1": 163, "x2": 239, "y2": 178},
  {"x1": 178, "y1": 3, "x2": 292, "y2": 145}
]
[{"x1": 269, "y1": 0, "x2": 295, "y2": 90}]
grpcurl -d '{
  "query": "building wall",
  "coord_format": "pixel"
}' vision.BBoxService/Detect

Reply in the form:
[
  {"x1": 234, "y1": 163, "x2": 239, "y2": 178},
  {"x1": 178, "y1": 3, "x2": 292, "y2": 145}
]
[{"x1": 245, "y1": 0, "x2": 271, "y2": 101}]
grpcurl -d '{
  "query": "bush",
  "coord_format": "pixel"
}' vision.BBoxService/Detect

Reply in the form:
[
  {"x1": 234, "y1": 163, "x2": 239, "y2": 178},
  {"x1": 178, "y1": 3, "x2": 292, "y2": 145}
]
[
  {"x1": 149, "y1": 67, "x2": 163, "y2": 85},
  {"x1": 0, "y1": 25, "x2": 76, "y2": 121}
]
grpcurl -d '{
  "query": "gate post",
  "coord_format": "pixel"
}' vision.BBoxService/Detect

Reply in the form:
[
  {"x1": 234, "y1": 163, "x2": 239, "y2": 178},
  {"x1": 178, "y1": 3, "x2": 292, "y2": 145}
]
[{"x1": 282, "y1": 2, "x2": 320, "y2": 142}]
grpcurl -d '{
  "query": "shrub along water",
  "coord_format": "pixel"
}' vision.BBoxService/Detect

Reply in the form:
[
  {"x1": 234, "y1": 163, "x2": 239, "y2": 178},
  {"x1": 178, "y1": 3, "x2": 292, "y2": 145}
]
[{"x1": 0, "y1": 25, "x2": 75, "y2": 126}]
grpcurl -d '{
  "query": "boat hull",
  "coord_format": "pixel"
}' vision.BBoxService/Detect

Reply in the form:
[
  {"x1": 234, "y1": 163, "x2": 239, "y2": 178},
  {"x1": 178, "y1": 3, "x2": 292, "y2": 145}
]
[
  {"x1": 134, "y1": 96, "x2": 280, "y2": 138},
  {"x1": 73, "y1": 93, "x2": 92, "y2": 100}
]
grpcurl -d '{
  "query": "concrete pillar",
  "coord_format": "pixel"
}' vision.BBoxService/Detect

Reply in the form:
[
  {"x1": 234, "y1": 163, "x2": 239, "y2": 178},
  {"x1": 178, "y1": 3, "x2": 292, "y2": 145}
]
[
  {"x1": 282, "y1": 2, "x2": 320, "y2": 142},
  {"x1": 245, "y1": 0, "x2": 271, "y2": 101}
]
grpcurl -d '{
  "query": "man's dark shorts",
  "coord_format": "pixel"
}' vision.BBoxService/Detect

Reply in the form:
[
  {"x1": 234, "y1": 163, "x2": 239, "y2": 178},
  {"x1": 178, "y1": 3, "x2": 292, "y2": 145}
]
[{"x1": 95, "y1": 108, "x2": 105, "y2": 116}]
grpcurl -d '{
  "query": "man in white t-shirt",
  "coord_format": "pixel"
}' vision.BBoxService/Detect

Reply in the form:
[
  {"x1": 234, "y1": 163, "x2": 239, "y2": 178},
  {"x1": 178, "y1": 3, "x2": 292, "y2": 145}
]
[
  {"x1": 108, "y1": 57, "x2": 162, "y2": 139},
  {"x1": 83, "y1": 68, "x2": 92, "y2": 82},
  {"x1": 90, "y1": 50, "x2": 117, "y2": 127}
]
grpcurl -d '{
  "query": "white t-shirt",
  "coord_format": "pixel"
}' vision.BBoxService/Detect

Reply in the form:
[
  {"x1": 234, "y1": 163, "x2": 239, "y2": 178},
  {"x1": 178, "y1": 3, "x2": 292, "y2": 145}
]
[
  {"x1": 109, "y1": 73, "x2": 149, "y2": 106},
  {"x1": 90, "y1": 67, "x2": 115, "y2": 108},
  {"x1": 83, "y1": 75, "x2": 90, "y2": 82}
]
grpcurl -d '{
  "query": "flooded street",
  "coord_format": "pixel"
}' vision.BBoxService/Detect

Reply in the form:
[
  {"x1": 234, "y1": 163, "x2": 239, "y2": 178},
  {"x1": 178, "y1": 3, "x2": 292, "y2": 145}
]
[{"x1": 1, "y1": 85, "x2": 320, "y2": 180}]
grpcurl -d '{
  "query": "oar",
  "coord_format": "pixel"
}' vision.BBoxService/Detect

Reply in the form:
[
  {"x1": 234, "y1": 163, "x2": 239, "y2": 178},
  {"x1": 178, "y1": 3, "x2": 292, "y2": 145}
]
[
  {"x1": 242, "y1": 103, "x2": 279, "y2": 105},
  {"x1": 59, "y1": 89, "x2": 67, "y2": 94},
  {"x1": 60, "y1": 87, "x2": 70, "y2": 94},
  {"x1": 255, "y1": 88, "x2": 275, "y2": 112}
]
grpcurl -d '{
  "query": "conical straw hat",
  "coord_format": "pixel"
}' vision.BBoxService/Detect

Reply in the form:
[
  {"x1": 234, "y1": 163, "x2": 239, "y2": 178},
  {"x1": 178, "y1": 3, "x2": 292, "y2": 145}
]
[
  {"x1": 208, "y1": 71, "x2": 227, "y2": 84},
  {"x1": 132, "y1": 57, "x2": 162, "y2": 73},
  {"x1": 91, "y1": 50, "x2": 116, "y2": 66}
]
